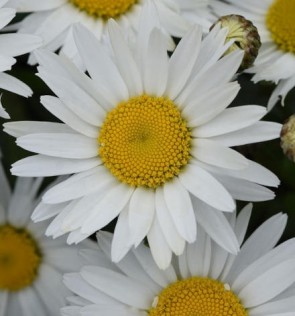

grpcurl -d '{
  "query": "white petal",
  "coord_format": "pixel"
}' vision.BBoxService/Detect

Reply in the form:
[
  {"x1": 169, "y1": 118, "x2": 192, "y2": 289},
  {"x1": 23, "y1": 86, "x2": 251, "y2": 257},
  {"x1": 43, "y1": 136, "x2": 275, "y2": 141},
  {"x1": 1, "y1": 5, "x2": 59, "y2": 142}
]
[
  {"x1": 42, "y1": 166, "x2": 113, "y2": 204},
  {"x1": 41, "y1": 96, "x2": 98, "y2": 138},
  {"x1": 182, "y1": 82, "x2": 240, "y2": 126},
  {"x1": 34, "y1": 264, "x2": 69, "y2": 316},
  {"x1": 11, "y1": 155, "x2": 100, "y2": 177},
  {"x1": 4, "y1": 121, "x2": 75, "y2": 138},
  {"x1": 211, "y1": 122, "x2": 281, "y2": 146},
  {"x1": 163, "y1": 178, "x2": 196, "y2": 242},
  {"x1": 226, "y1": 213, "x2": 287, "y2": 284},
  {"x1": 17, "y1": 287, "x2": 47, "y2": 316},
  {"x1": 11, "y1": 0, "x2": 66, "y2": 11},
  {"x1": 0, "y1": 34, "x2": 41, "y2": 57},
  {"x1": 16, "y1": 133, "x2": 98, "y2": 159},
  {"x1": 111, "y1": 207, "x2": 134, "y2": 263},
  {"x1": 191, "y1": 138, "x2": 248, "y2": 170},
  {"x1": 0, "y1": 292, "x2": 8, "y2": 316},
  {"x1": 238, "y1": 258, "x2": 295, "y2": 308},
  {"x1": 179, "y1": 163, "x2": 235, "y2": 212},
  {"x1": 37, "y1": 68, "x2": 106, "y2": 126},
  {"x1": 147, "y1": 215, "x2": 173, "y2": 270},
  {"x1": 133, "y1": 243, "x2": 176, "y2": 287},
  {"x1": 81, "y1": 266, "x2": 154, "y2": 309},
  {"x1": 155, "y1": 188, "x2": 185, "y2": 255},
  {"x1": 128, "y1": 188, "x2": 155, "y2": 247},
  {"x1": 81, "y1": 184, "x2": 134, "y2": 234},
  {"x1": 72, "y1": 23, "x2": 129, "y2": 103},
  {"x1": 216, "y1": 175, "x2": 275, "y2": 201},
  {"x1": 107, "y1": 20, "x2": 143, "y2": 96},
  {"x1": 142, "y1": 28, "x2": 168, "y2": 96},
  {"x1": 0, "y1": 72, "x2": 32, "y2": 97},
  {"x1": 165, "y1": 25, "x2": 202, "y2": 99},
  {"x1": 193, "y1": 197, "x2": 239, "y2": 254},
  {"x1": 186, "y1": 225, "x2": 211, "y2": 277},
  {"x1": 194, "y1": 105, "x2": 267, "y2": 138}
]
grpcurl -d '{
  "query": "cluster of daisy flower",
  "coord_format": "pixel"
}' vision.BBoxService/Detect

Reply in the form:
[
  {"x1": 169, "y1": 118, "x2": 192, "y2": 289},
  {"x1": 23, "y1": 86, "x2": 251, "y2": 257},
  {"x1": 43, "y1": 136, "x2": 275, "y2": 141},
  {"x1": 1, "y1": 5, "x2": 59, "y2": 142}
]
[{"x1": 0, "y1": 0, "x2": 295, "y2": 315}]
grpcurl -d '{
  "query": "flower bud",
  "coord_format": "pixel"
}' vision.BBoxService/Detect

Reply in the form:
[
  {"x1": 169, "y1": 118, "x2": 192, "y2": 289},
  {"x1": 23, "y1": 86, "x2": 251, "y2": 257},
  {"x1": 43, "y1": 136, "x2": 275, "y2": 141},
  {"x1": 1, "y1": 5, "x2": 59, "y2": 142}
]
[
  {"x1": 281, "y1": 114, "x2": 295, "y2": 162},
  {"x1": 211, "y1": 14, "x2": 261, "y2": 71}
]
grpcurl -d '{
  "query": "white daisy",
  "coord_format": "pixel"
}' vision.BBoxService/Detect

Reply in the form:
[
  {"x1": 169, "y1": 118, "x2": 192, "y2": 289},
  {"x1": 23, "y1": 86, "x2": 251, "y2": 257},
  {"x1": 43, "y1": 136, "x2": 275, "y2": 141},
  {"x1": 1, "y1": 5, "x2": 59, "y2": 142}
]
[
  {"x1": 0, "y1": 159, "x2": 94, "y2": 316},
  {"x1": 211, "y1": 0, "x2": 295, "y2": 111},
  {"x1": 61, "y1": 204, "x2": 295, "y2": 316},
  {"x1": 6, "y1": 0, "x2": 214, "y2": 64},
  {"x1": 0, "y1": 0, "x2": 42, "y2": 118},
  {"x1": 4, "y1": 5, "x2": 281, "y2": 269}
]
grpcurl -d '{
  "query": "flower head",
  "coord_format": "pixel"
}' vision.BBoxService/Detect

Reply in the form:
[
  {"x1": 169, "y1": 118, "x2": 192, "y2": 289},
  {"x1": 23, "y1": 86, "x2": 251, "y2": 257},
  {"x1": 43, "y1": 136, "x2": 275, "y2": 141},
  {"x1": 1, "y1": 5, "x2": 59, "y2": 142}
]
[
  {"x1": 0, "y1": 159, "x2": 93, "y2": 316},
  {"x1": 5, "y1": 5, "x2": 280, "y2": 269},
  {"x1": 62, "y1": 204, "x2": 295, "y2": 316}
]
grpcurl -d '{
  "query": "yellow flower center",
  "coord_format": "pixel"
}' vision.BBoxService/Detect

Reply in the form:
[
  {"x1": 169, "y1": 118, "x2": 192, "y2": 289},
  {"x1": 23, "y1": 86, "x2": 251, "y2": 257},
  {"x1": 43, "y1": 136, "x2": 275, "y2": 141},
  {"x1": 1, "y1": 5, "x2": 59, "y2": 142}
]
[
  {"x1": 266, "y1": 0, "x2": 295, "y2": 53},
  {"x1": 99, "y1": 95, "x2": 191, "y2": 189},
  {"x1": 69, "y1": 0, "x2": 137, "y2": 19},
  {"x1": 0, "y1": 225, "x2": 42, "y2": 291},
  {"x1": 149, "y1": 277, "x2": 248, "y2": 316}
]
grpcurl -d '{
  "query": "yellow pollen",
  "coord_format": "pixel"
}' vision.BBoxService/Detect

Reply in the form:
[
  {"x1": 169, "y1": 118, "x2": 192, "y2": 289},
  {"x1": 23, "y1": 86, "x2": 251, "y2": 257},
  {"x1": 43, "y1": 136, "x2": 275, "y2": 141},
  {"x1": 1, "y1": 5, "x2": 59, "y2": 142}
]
[
  {"x1": 69, "y1": 0, "x2": 137, "y2": 19},
  {"x1": 266, "y1": 0, "x2": 295, "y2": 53},
  {"x1": 149, "y1": 277, "x2": 248, "y2": 316},
  {"x1": 0, "y1": 225, "x2": 42, "y2": 291},
  {"x1": 99, "y1": 95, "x2": 191, "y2": 189}
]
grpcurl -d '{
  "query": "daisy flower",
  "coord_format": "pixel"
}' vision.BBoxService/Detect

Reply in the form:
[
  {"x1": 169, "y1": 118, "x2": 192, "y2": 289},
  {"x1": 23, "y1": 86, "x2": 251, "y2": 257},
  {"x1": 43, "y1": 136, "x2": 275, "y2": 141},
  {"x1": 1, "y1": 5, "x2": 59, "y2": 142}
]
[
  {"x1": 0, "y1": 159, "x2": 94, "y2": 316},
  {"x1": 0, "y1": 0, "x2": 41, "y2": 118},
  {"x1": 211, "y1": 0, "x2": 295, "y2": 111},
  {"x1": 4, "y1": 4, "x2": 281, "y2": 269},
  {"x1": 6, "y1": 0, "x2": 214, "y2": 64},
  {"x1": 61, "y1": 204, "x2": 295, "y2": 316}
]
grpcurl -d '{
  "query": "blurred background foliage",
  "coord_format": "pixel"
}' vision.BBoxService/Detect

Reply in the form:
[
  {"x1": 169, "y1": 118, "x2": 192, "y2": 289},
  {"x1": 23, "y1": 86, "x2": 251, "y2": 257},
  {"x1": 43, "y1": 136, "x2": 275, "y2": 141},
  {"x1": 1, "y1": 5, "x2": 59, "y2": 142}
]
[{"x1": 0, "y1": 15, "x2": 295, "y2": 243}]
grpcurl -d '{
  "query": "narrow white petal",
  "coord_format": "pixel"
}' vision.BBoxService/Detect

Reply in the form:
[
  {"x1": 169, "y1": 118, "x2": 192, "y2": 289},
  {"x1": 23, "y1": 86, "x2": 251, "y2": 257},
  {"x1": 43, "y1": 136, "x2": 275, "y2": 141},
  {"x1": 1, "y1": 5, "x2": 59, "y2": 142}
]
[
  {"x1": 0, "y1": 34, "x2": 42, "y2": 57},
  {"x1": 11, "y1": 0, "x2": 66, "y2": 11},
  {"x1": 211, "y1": 122, "x2": 281, "y2": 146},
  {"x1": 216, "y1": 175, "x2": 275, "y2": 201},
  {"x1": 16, "y1": 133, "x2": 98, "y2": 159},
  {"x1": 191, "y1": 138, "x2": 248, "y2": 170},
  {"x1": 81, "y1": 266, "x2": 154, "y2": 309},
  {"x1": 81, "y1": 184, "x2": 134, "y2": 234},
  {"x1": 163, "y1": 178, "x2": 197, "y2": 242},
  {"x1": 147, "y1": 215, "x2": 173, "y2": 270},
  {"x1": 251, "y1": 296, "x2": 295, "y2": 315},
  {"x1": 63, "y1": 272, "x2": 118, "y2": 305},
  {"x1": 17, "y1": 287, "x2": 47, "y2": 316},
  {"x1": 226, "y1": 213, "x2": 287, "y2": 284},
  {"x1": 128, "y1": 188, "x2": 155, "y2": 247},
  {"x1": 73, "y1": 24, "x2": 129, "y2": 102},
  {"x1": 193, "y1": 197, "x2": 239, "y2": 254},
  {"x1": 238, "y1": 259, "x2": 295, "y2": 308},
  {"x1": 165, "y1": 25, "x2": 202, "y2": 99},
  {"x1": 41, "y1": 96, "x2": 98, "y2": 138},
  {"x1": 0, "y1": 72, "x2": 32, "y2": 97},
  {"x1": 111, "y1": 207, "x2": 134, "y2": 263},
  {"x1": 186, "y1": 226, "x2": 211, "y2": 277},
  {"x1": 42, "y1": 166, "x2": 113, "y2": 204},
  {"x1": 155, "y1": 188, "x2": 185, "y2": 255},
  {"x1": 4, "y1": 121, "x2": 74, "y2": 138},
  {"x1": 133, "y1": 243, "x2": 176, "y2": 287},
  {"x1": 0, "y1": 292, "x2": 8, "y2": 316},
  {"x1": 183, "y1": 83, "x2": 240, "y2": 126},
  {"x1": 107, "y1": 20, "x2": 143, "y2": 96},
  {"x1": 179, "y1": 163, "x2": 235, "y2": 212},
  {"x1": 142, "y1": 28, "x2": 168, "y2": 96},
  {"x1": 11, "y1": 155, "x2": 100, "y2": 177},
  {"x1": 195, "y1": 105, "x2": 267, "y2": 138}
]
